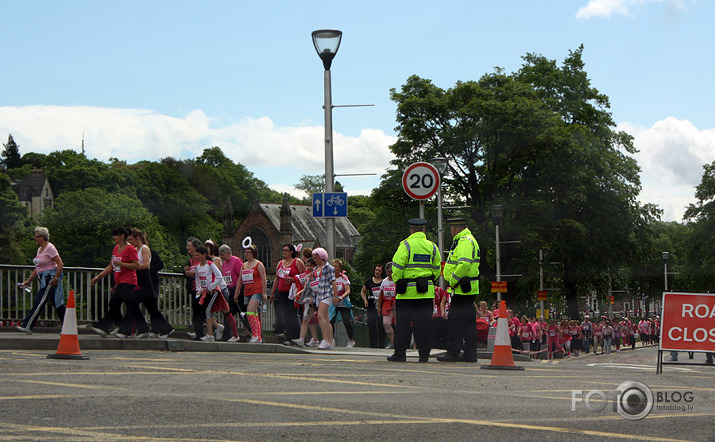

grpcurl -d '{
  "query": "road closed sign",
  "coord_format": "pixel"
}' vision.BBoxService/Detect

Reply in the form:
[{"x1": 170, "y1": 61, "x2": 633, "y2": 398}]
[{"x1": 659, "y1": 292, "x2": 715, "y2": 352}]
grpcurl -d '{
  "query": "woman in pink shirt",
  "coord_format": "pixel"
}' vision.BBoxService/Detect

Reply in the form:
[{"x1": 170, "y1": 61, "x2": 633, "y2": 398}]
[
  {"x1": 16, "y1": 227, "x2": 66, "y2": 334},
  {"x1": 593, "y1": 320, "x2": 603, "y2": 354},
  {"x1": 270, "y1": 244, "x2": 305, "y2": 343},
  {"x1": 546, "y1": 320, "x2": 563, "y2": 359},
  {"x1": 91, "y1": 226, "x2": 150, "y2": 338},
  {"x1": 377, "y1": 262, "x2": 397, "y2": 349},
  {"x1": 519, "y1": 315, "x2": 532, "y2": 351},
  {"x1": 219, "y1": 244, "x2": 250, "y2": 340}
]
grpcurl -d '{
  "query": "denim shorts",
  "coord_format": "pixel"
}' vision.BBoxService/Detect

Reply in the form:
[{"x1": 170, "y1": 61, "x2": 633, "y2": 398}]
[{"x1": 245, "y1": 292, "x2": 262, "y2": 305}]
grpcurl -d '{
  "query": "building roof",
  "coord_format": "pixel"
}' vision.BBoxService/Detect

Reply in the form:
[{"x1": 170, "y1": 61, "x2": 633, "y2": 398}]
[
  {"x1": 13, "y1": 171, "x2": 48, "y2": 201},
  {"x1": 254, "y1": 203, "x2": 360, "y2": 249}
]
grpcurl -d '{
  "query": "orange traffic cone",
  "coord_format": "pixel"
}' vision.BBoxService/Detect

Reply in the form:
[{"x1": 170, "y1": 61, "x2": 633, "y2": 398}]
[
  {"x1": 47, "y1": 291, "x2": 89, "y2": 360},
  {"x1": 481, "y1": 300, "x2": 523, "y2": 370}
]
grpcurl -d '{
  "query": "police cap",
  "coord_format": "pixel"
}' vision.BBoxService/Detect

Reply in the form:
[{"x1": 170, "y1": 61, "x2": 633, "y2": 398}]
[
  {"x1": 408, "y1": 218, "x2": 427, "y2": 227},
  {"x1": 447, "y1": 217, "x2": 468, "y2": 226}
]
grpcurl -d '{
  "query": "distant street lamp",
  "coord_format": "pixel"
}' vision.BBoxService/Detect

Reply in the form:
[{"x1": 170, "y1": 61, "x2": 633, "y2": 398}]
[
  {"x1": 662, "y1": 251, "x2": 670, "y2": 291},
  {"x1": 430, "y1": 157, "x2": 448, "y2": 289},
  {"x1": 312, "y1": 29, "x2": 342, "y2": 259},
  {"x1": 490, "y1": 205, "x2": 504, "y2": 302}
]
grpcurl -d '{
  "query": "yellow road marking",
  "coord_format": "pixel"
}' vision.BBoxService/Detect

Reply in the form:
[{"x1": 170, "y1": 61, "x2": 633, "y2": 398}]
[{"x1": 15, "y1": 380, "x2": 128, "y2": 390}]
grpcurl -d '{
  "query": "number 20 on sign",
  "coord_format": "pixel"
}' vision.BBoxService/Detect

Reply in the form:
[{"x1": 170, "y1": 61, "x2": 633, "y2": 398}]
[{"x1": 402, "y1": 162, "x2": 440, "y2": 200}]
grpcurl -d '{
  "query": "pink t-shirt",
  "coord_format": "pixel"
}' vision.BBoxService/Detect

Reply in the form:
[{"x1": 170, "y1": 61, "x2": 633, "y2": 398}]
[
  {"x1": 221, "y1": 255, "x2": 244, "y2": 288},
  {"x1": 276, "y1": 259, "x2": 301, "y2": 293},
  {"x1": 112, "y1": 244, "x2": 138, "y2": 286},
  {"x1": 34, "y1": 243, "x2": 59, "y2": 273}
]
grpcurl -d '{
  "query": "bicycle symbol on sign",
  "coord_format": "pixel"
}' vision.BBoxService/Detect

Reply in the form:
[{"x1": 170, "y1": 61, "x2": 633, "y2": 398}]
[{"x1": 326, "y1": 194, "x2": 345, "y2": 207}]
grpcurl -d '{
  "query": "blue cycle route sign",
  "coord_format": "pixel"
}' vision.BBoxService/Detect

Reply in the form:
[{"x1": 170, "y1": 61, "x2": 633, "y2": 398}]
[{"x1": 312, "y1": 192, "x2": 348, "y2": 218}]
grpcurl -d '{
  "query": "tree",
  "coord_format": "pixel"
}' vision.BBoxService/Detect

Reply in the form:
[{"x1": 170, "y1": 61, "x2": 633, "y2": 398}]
[
  {"x1": 388, "y1": 47, "x2": 657, "y2": 318},
  {"x1": 682, "y1": 162, "x2": 715, "y2": 290},
  {"x1": 0, "y1": 173, "x2": 28, "y2": 263},
  {"x1": 2, "y1": 134, "x2": 22, "y2": 169},
  {"x1": 40, "y1": 188, "x2": 168, "y2": 268}
]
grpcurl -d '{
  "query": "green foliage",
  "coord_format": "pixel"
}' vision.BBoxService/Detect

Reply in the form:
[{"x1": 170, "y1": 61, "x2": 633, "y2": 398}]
[
  {"x1": 2, "y1": 135, "x2": 22, "y2": 169},
  {"x1": 681, "y1": 162, "x2": 715, "y2": 290},
  {"x1": 387, "y1": 47, "x2": 658, "y2": 318},
  {"x1": 39, "y1": 188, "x2": 166, "y2": 267},
  {"x1": 0, "y1": 173, "x2": 28, "y2": 263}
]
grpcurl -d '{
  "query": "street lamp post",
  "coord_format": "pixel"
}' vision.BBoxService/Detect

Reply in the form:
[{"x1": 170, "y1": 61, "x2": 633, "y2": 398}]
[
  {"x1": 539, "y1": 248, "x2": 545, "y2": 317},
  {"x1": 430, "y1": 157, "x2": 448, "y2": 289},
  {"x1": 312, "y1": 29, "x2": 342, "y2": 260},
  {"x1": 490, "y1": 205, "x2": 504, "y2": 302},
  {"x1": 662, "y1": 251, "x2": 670, "y2": 292}
]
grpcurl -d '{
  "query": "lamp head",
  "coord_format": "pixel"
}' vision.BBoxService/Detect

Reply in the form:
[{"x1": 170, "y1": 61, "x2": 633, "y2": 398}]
[
  {"x1": 490, "y1": 205, "x2": 504, "y2": 223},
  {"x1": 430, "y1": 157, "x2": 449, "y2": 176},
  {"x1": 312, "y1": 29, "x2": 342, "y2": 70},
  {"x1": 662, "y1": 251, "x2": 669, "y2": 262}
]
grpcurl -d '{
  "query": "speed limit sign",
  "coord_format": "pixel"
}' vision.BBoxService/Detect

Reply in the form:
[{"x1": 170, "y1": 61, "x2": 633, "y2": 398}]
[{"x1": 402, "y1": 162, "x2": 440, "y2": 200}]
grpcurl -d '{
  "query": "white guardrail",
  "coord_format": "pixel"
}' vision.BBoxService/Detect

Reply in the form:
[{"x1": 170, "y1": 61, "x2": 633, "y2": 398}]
[{"x1": 0, "y1": 264, "x2": 277, "y2": 330}]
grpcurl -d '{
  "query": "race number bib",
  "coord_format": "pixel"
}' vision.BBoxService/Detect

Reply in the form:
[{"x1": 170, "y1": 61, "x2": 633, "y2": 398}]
[
  {"x1": 336, "y1": 281, "x2": 345, "y2": 294},
  {"x1": 33, "y1": 257, "x2": 40, "y2": 266},
  {"x1": 383, "y1": 285, "x2": 396, "y2": 299},
  {"x1": 199, "y1": 276, "x2": 208, "y2": 288},
  {"x1": 309, "y1": 280, "x2": 320, "y2": 291},
  {"x1": 297, "y1": 273, "x2": 309, "y2": 285},
  {"x1": 370, "y1": 286, "x2": 380, "y2": 299},
  {"x1": 223, "y1": 273, "x2": 233, "y2": 285},
  {"x1": 276, "y1": 267, "x2": 289, "y2": 279},
  {"x1": 112, "y1": 255, "x2": 122, "y2": 272},
  {"x1": 241, "y1": 269, "x2": 254, "y2": 283}
]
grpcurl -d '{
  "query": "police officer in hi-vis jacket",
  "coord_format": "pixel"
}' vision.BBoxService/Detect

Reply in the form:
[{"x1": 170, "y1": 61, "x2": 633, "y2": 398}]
[
  {"x1": 438, "y1": 218, "x2": 480, "y2": 363},
  {"x1": 387, "y1": 218, "x2": 441, "y2": 363}
]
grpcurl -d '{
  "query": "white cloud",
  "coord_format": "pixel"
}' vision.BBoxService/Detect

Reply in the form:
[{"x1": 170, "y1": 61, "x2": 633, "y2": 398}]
[
  {"x1": 576, "y1": 0, "x2": 686, "y2": 20},
  {"x1": 0, "y1": 105, "x2": 396, "y2": 195},
  {"x1": 620, "y1": 117, "x2": 715, "y2": 221}
]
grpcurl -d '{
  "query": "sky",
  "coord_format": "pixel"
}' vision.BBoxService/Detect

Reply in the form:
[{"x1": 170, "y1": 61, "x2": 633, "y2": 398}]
[{"x1": 1, "y1": 0, "x2": 713, "y2": 222}]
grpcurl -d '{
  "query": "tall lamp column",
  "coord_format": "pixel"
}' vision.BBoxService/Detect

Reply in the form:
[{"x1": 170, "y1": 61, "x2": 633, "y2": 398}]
[
  {"x1": 312, "y1": 29, "x2": 342, "y2": 259},
  {"x1": 430, "y1": 157, "x2": 448, "y2": 289},
  {"x1": 490, "y1": 205, "x2": 504, "y2": 302}
]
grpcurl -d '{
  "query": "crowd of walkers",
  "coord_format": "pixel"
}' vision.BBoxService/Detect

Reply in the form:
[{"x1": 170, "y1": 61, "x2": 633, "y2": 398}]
[
  {"x1": 8, "y1": 225, "x2": 675, "y2": 362},
  {"x1": 495, "y1": 311, "x2": 663, "y2": 359}
]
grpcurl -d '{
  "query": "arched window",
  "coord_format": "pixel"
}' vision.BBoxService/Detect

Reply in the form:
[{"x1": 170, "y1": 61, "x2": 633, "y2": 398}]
[{"x1": 244, "y1": 226, "x2": 271, "y2": 268}]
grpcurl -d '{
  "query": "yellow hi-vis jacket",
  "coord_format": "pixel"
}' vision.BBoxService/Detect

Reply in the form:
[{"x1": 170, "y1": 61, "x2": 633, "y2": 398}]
[
  {"x1": 444, "y1": 227, "x2": 480, "y2": 295},
  {"x1": 391, "y1": 231, "x2": 441, "y2": 300}
]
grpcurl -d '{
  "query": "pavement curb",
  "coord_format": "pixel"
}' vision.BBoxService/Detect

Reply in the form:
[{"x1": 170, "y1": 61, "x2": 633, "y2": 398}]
[{"x1": 0, "y1": 329, "x2": 532, "y2": 360}]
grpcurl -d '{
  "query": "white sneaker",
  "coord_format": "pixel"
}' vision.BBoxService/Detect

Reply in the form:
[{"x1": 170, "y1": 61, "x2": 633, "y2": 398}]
[
  {"x1": 149, "y1": 332, "x2": 158, "y2": 338},
  {"x1": 346, "y1": 341, "x2": 356, "y2": 348},
  {"x1": 215, "y1": 324, "x2": 225, "y2": 340},
  {"x1": 306, "y1": 338, "x2": 319, "y2": 347},
  {"x1": 291, "y1": 338, "x2": 305, "y2": 347},
  {"x1": 249, "y1": 336, "x2": 263, "y2": 343},
  {"x1": 187, "y1": 332, "x2": 197, "y2": 340},
  {"x1": 385, "y1": 342, "x2": 394, "y2": 349},
  {"x1": 109, "y1": 327, "x2": 119, "y2": 336},
  {"x1": 115, "y1": 333, "x2": 128, "y2": 339},
  {"x1": 15, "y1": 326, "x2": 32, "y2": 335},
  {"x1": 318, "y1": 340, "x2": 330, "y2": 350},
  {"x1": 228, "y1": 336, "x2": 240, "y2": 342},
  {"x1": 136, "y1": 332, "x2": 150, "y2": 339},
  {"x1": 159, "y1": 329, "x2": 174, "y2": 339},
  {"x1": 200, "y1": 335, "x2": 215, "y2": 341}
]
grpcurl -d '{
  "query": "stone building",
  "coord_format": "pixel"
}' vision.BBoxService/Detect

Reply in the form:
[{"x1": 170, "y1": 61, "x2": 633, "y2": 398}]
[
  {"x1": 12, "y1": 171, "x2": 54, "y2": 216},
  {"x1": 222, "y1": 195, "x2": 360, "y2": 274}
]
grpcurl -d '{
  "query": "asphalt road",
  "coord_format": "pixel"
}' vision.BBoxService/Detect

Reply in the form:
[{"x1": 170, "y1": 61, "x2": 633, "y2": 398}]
[{"x1": 0, "y1": 345, "x2": 712, "y2": 441}]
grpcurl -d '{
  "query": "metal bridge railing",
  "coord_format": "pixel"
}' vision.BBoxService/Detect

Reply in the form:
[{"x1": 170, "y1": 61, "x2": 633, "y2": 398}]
[{"x1": 0, "y1": 264, "x2": 276, "y2": 331}]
